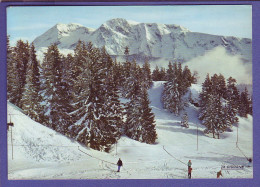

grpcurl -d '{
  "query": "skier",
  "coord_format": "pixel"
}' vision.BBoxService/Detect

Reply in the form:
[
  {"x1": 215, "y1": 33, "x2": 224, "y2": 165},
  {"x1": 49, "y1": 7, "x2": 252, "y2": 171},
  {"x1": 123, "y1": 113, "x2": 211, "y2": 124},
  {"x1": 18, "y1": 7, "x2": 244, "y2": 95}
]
[
  {"x1": 188, "y1": 167, "x2": 192, "y2": 179},
  {"x1": 217, "y1": 170, "x2": 223, "y2": 178},
  {"x1": 247, "y1": 158, "x2": 253, "y2": 167},
  {"x1": 187, "y1": 160, "x2": 192, "y2": 169},
  {"x1": 117, "y1": 158, "x2": 123, "y2": 172}
]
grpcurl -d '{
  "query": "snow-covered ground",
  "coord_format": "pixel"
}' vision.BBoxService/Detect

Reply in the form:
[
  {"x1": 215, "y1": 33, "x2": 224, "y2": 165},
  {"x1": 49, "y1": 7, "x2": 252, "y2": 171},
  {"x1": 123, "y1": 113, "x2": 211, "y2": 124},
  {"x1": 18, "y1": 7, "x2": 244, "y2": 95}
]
[{"x1": 7, "y1": 82, "x2": 253, "y2": 179}]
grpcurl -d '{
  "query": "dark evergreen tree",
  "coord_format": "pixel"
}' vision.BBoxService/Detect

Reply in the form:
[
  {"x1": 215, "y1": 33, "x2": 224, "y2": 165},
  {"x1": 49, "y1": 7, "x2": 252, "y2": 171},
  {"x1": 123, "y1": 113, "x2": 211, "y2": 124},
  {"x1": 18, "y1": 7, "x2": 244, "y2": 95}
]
[
  {"x1": 214, "y1": 98, "x2": 228, "y2": 139},
  {"x1": 142, "y1": 59, "x2": 153, "y2": 89},
  {"x1": 21, "y1": 43, "x2": 43, "y2": 122},
  {"x1": 225, "y1": 77, "x2": 240, "y2": 124},
  {"x1": 191, "y1": 71, "x2": 199, "y2": 84},
  {"x1": 182, "y1": 65, "x2": 193, "y2": 90},
  {"x1": 211, "y1": 74, "x2": 227, "y2": 98},
  {"x1": 7, "y1": 36, "x2": 19, "y2": 104},
  {"x1": 199, "y1": 94, "x2": 226, "y2": 138},
  {"x1": 199, "y1": 73, "x2": 212, "y2": 110},
  {"x1": 139, "y1": 88, "x2": 157, "y2": 144},
  {"x1": 160, "y1": 67, "x2": 167, "y2": 81},
  {"x1": 152, "y1": 65, "x2": 161, "y2": 81},
  {"x1": 41, "y1": 44, "x2": 71, "y2": 135},
  {"x1": 12, "y1": 40, "x2": 30, "y2": 108},
  {"x1": 166, "y1": 62, "x2": 175, "y2": 81},
  {"x1": 124, "y1": 60, "x2": 142, "y2": 99},
  {"x1": 100, "y1": 46, "x2": 123, "y2": 150},
  {"x1": 199, "y1": 74, "x2": 234, "y2": 138},
  {"x1": 102, "y1": 64, "x2": 124, "y2": 150},
  {"x1": 162, "y1": 62, "x2": 188, "y2": 115},
  {"x1": 239, "y1": 87, "x2": 251, "y2": 118},
  {"x1": 69, "y1": 41, "x2": 91, "y2": 123},
  {"x1": 113, "y1": 60, "x2": 124, "y2": 92},
  {"x1": 124, "y1": 46, "x2": 130, "y2": 62},
  {"x1": 69, "y1": 45, "x2": 122, "y2": 152},
  {"x1": 125, "y1": 82, "x2": 143, "y2": 141},
  {"x1": 125, "y1": 83, "x2": 157, "y2": 144}
]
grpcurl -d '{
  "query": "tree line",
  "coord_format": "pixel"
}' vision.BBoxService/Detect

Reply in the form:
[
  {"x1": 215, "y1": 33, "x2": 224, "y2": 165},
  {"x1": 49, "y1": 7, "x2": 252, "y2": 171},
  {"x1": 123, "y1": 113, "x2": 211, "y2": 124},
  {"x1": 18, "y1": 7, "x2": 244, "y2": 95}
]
[
  {"x1": 160, "y1": 60, "x2": 252, "y2": 139},
  {"x1": 199, "y1": 74, "x2": 252, "y2": 138},
  {"x1": 7, "y1": 39, "x2": 156, "y2": 152}
]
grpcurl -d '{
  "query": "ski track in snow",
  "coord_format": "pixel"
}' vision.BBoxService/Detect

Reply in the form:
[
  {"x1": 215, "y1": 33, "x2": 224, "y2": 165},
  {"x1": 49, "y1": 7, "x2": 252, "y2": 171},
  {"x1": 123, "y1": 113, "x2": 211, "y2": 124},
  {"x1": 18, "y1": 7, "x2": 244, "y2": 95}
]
[{"x1": 7, "y1": 82, "x2": 253, "y2": 179}]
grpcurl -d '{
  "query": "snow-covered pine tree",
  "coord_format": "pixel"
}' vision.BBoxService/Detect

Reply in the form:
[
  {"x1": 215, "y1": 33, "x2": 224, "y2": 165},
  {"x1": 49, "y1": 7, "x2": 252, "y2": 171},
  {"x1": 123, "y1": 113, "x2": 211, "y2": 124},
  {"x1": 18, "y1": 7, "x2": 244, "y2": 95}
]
[
  {"x1": 152, "y1": 65, "x2": 161, "y2": 81},
  {"x1": 162, "y1": 62, "x2": 184, "y2": 115},
  {"x1": 200, "y1": 94, "x2": 220, "y2": 138},
  {"x1": 125, "y1": 83, "x2": 157, "y2": 144},
  {"x1": 211, "y1": 74, "x2": 227, "y2": 98},
  {"x1": 69, "y1": 45, "x2": 122, "y2": 152},
  {"x1": 177, "y1": 62, "x2": 183, "y2": 91},
  {"x1": 69, "y1": 45, "x2": 105, "y2": 150},
  {"x1": 124, "y1": 59, "x2": 142, "y2": 99},
  {"x1": 139, "y1": 88, "x2": 157, "y2": 144},
  {"x1": 124, "y1": 46, "x2": 130, "y2": 62},
  {"x1": 125, "y1": 81, "x2": 143, "y2": 141},
  {"x1": 113, "y1": 60, "x2": 124, "y2": 94},
  {"x1": 100, "y1": 64, "x2": 123, "y2": 151},
  {"x1": 214, "y1": 97, "x2": 228, "y2": 139},
  {"x1": 199, "y1": 74, "x2": 231, "y2": 138},
  {"x1": 69, "y1": 41, "x2": 91, "y2": 124},
  {"x1": 166, "y1": 61, "x2": 175, "y2": 81},
  {"x1": 63, "y1": 53, "x2": 75, "y2": 97},
  {"x1": 199, "y1": 73, "x2": 212, "y2": 115},
  {"x1": 12, "y1": 40, "x2": 30, "y2": 108},
  {"x1": 7, "y1": 36, "x2": 19, "y2": 105},
  {"x1": 121, "y1": 61, "x2": 130, "y2": 97},
  {"x1": 21, "y1": 43, "x2": 43, "y2": 122},
  {"x1": 41, "y1": 44, "x2": 71, "y2": 134},
  {"x1": 121, "y1": 47, "x2": 134, "y2": 98},
  {"x1": 142, "y1": 59, "x2": 153, "y2": 89},
  {"x1": 238, "y1": 87, "x2": 251, "y2": 118},
  {"x1": 192, "y1": 71, "x2": 199, "y2": 84},
  {"x1": 225, "y1": 77, "x2": 240, "y2": 124},
  {"x1": 160, "y1": 67, "x2": 167, "y2": 81},
  {"x1": 181, "y1": 112, "x2": 189, "y2": 128},
  {"x1": 182, "y1": 65, "x2": 193, "y2": 91},
  {"x1": 99, "y1": 46, "x2": 123, "y2": 151}
]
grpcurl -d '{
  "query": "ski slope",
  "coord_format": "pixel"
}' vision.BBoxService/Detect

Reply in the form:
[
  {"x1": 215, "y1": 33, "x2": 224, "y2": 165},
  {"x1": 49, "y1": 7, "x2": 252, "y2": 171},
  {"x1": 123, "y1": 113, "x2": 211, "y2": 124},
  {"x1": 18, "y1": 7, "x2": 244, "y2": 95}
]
[{"x1": 7, "y1": 82, "x2": 253, "y2": 179}]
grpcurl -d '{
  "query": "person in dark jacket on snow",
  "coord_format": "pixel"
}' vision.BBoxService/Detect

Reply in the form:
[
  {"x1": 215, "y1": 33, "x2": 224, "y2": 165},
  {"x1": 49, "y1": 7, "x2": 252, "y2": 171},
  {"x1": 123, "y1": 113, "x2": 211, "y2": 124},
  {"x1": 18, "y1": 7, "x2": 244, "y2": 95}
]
[
  {"x1": 188, "y1": 160, "x2": 192, "y2": 169},
  {"x1": 117, "y1": 158, "x2": 123, "y2": 172},
  {"x1": 217, "y1": 170, "x2": 223, "y2": 178},
  {"x1": 188, "y1": 167, "x2": 192, "y2": 179}
]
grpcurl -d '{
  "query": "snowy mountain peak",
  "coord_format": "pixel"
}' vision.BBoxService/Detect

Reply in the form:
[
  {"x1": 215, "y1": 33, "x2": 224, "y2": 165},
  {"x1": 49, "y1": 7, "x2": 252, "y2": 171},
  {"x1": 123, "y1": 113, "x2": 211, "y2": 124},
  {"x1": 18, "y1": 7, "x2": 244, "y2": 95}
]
[
  {"x1": 33, "y1": 18, "x2": 252, "y2": 63},
  {"x1": 55, "y1": 23, "x2": 84, "y2": 32},
  {"x1": 105, "y1": 18, "x2": 132, "y2": 26},
  {"x1": 33, "y1": 23, "x2": 94, "y2": 50}
]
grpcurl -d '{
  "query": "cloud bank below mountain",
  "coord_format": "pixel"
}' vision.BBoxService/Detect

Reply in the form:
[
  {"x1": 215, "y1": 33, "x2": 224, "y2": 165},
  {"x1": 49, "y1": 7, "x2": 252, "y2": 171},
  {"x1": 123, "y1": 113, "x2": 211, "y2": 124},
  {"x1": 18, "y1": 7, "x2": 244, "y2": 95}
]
[{"x1": 184, "y1": 46, "x2": 252, "y2": 85}]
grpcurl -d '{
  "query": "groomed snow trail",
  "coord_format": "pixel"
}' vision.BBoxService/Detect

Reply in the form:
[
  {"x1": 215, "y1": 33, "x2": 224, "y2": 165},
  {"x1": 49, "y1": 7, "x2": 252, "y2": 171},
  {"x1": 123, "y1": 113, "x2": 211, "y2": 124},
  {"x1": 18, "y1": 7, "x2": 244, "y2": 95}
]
[{"x1": 8, "y1": 82, "x2": 253, "y2": 179}]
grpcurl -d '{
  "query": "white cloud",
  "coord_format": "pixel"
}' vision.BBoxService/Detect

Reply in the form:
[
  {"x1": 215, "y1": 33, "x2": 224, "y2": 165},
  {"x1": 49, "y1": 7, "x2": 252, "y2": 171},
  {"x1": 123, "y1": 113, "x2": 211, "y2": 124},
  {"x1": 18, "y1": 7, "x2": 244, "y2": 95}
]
[{"x1": 184, "y1": 46, "x2": 252, "y2": 85}]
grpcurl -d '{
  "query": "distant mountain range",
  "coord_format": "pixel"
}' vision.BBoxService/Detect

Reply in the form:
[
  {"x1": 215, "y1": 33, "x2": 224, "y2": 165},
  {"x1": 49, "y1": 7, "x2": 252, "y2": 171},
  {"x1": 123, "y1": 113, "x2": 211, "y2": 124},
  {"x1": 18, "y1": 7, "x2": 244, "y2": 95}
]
[{"x1": 33, "y1": 18, "x2": 252, "y2": 63}]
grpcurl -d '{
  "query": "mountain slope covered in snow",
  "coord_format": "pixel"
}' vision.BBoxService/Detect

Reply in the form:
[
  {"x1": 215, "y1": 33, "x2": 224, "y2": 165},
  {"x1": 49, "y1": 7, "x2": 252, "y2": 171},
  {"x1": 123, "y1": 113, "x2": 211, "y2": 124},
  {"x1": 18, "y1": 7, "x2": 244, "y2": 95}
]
[
  {"x1": 33, "y1": 18, "x2": 252, "y2": 63},
  {"x1": 8, "y1": 82, "x2": 253, "y2": 179}
]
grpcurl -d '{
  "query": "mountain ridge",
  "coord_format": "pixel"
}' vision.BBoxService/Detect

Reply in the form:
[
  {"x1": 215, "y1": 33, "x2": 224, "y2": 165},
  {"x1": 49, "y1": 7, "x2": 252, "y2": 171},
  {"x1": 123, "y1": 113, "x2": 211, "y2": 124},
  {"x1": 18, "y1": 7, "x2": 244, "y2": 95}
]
[{"x1": 33, "y1": 18, "x2": 252, "y2": 63}]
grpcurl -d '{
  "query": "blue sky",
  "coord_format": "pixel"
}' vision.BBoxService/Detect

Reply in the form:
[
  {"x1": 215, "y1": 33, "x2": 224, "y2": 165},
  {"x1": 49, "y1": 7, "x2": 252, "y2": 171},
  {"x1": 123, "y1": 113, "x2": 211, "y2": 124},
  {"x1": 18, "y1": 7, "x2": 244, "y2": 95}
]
[{"x1": 7, "y1": 5, "x2": 252, "y2": 46}]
